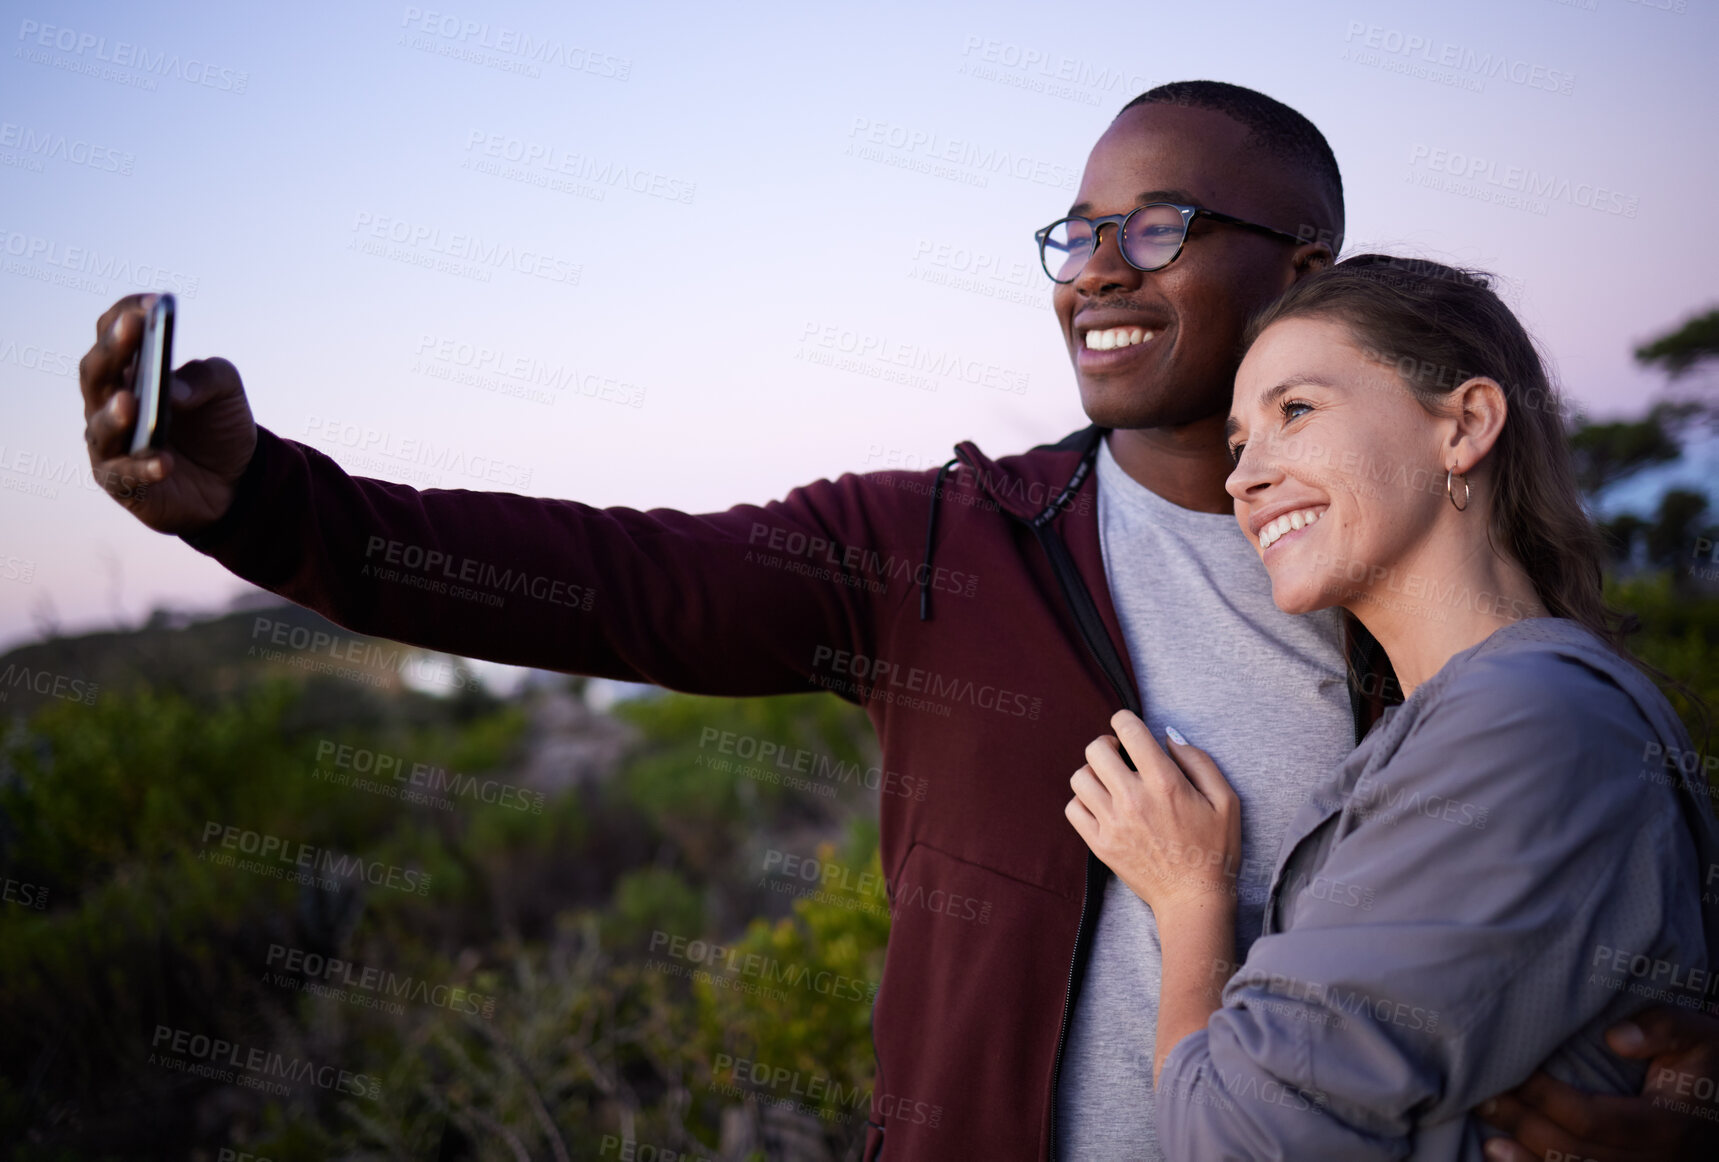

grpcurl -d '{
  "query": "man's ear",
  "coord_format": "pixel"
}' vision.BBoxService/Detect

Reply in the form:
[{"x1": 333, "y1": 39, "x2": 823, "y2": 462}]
[{"x1": 1290, "y1": 242, "x2": 1333, "y2": 278}]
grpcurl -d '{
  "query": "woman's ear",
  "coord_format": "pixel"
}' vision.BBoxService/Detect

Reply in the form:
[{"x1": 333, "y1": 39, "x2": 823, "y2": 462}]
[{"x1": 1447, "y1": 376, "x2": 1509, "y2": 473}]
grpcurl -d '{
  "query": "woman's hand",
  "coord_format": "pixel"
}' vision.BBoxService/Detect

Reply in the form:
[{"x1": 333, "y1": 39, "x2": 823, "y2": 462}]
[
  {"x1": 1068, "y1": 710, "x2": 1244, "y2": 1080},
  {"x1": 1065, "y1": 710, "x2": 1243, "y2": 917}
]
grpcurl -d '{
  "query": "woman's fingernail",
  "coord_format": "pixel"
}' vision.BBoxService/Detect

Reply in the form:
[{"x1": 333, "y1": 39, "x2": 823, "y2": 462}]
[
  {"x1": 1166, "y1": 726, "x2": 1188, "y2": 746},
  {"x1": 1611, "y1": 1020, "x2": 1645, "y2": 1052},
  {"x1": 1482, "y1": 1140, "x2": 1510, "y2": 1161}
]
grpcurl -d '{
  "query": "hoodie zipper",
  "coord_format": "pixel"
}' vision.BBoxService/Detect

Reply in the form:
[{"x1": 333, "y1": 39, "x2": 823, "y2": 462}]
[
  {"x1": 955, "y1": 430, "x2": 1140, "y2": 1160},
  {"x1": 1030, "y1": 518, "x2": 1141, "y2": 1161}
]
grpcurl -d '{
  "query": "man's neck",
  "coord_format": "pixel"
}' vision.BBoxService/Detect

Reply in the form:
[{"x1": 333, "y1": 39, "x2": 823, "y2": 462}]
[{"x1": 1105, "y1": 419, "x2": 1236, "y2": 515}]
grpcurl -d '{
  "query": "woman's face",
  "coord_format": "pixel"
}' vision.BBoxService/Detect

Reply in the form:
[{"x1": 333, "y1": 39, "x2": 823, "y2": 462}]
[{"x1": 1224, "y1": 316, "x2": 1452, "y2": 616}]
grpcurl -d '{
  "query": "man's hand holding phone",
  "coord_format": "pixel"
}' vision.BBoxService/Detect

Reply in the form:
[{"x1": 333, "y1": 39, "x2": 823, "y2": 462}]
[{"x1": 79, "y1": 292, "x2": 258, "y2": 535}]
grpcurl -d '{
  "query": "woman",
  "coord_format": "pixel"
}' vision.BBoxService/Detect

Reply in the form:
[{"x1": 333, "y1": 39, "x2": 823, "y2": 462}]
[{"x1": 1065, "y1": 254, "x2": 1719, "y2": 1159}]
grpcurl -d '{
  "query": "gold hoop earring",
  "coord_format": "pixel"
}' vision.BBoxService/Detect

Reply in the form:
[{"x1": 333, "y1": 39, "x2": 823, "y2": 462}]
[{"x1": 1447, "y1": 468, "x2": 1469, "y2": 512}]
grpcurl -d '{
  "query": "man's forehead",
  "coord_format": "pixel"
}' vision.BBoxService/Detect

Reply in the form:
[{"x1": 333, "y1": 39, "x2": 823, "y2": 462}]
[{"x1": 1071, "y1": 103, "x2": 1256, "y2": 212}]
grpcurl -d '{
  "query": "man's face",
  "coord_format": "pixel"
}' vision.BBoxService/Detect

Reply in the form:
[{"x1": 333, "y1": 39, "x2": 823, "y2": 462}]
[{"x1": 1052, "y1": 103, "x2": 1316, "y2": 430}]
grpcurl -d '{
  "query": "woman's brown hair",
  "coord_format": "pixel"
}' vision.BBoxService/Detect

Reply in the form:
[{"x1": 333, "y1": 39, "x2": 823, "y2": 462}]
[{"x1": 1242, "y1": 253, "x2": 1645, "y2": 669}]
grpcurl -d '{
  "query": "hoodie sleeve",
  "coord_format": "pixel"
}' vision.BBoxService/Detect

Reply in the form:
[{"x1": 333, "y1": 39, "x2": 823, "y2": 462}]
[
  {"x1": 180, "y1": 425, "x2": 904, "y2": 697},
  {"x1": 1155, "y1": 644, "x2": 1703, "y2": 1160}
]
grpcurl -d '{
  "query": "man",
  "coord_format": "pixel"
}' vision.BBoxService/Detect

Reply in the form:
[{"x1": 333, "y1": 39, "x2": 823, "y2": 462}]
[{"x1": 79, "y1": 80, "x2": 1716, "y2": 1160}]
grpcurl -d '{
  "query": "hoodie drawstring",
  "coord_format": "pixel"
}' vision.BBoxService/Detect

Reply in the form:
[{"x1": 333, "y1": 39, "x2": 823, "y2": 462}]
[
  {"x1": 918, "y1": 431, "x2": 1101, "y2": 622},
  {"x1": 919, "y1": 457, "x2": 962, "y2": 621}
]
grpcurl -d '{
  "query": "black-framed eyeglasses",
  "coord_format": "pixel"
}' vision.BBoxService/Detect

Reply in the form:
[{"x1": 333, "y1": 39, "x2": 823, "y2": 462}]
[{"x1": 1033, "y1": 202, "x2": 1307, "y2": 284}]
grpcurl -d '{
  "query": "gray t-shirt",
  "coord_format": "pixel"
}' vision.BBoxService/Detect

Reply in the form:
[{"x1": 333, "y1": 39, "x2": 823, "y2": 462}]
[{"x1": 1055, "y1": 434, "x2": 1358, "y2": 1159}]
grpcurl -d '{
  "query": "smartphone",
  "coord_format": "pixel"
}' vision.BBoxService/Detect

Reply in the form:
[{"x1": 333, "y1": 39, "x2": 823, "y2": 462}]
[{"x1": 128, "y1": 293, "x2": 175, "y2": 455}]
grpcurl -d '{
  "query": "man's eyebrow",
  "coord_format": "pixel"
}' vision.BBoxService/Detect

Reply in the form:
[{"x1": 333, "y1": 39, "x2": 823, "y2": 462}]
[
  {"x1": 1066, "y1": 188, "x2": 1203, "y2": 216},
  {"x1": 1224, "y1": 374, "x2": 1335, "y2": 440}
]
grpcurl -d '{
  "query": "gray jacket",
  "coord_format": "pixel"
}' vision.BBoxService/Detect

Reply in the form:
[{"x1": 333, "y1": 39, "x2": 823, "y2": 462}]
[{"x1": 1156, "y1": 616, "x2": 1719, "y2": 1160}]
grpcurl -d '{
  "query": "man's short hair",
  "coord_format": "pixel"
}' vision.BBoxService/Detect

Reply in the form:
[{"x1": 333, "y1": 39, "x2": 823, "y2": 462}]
[{"x1": 1118, "y1": 80, "x2": 1344, "y2": 250}]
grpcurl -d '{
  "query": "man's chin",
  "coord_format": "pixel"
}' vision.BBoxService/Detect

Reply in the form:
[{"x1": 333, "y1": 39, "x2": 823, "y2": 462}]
[
  {"x1": 1077, "y1": 377, "x2": 1168, "y2": 429},
  {"x1": 1075, "y1": 378, "x2": 1218, "y2": 431}
]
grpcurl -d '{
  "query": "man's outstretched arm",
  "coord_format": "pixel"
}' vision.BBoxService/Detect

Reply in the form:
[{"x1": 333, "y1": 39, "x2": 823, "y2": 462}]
[
  {"x1": 1477, "y1": 1007, "x2": 1719, "y2": 1161},
  {"x1": 81, "y1": 295, "x2": 880, "y2": 696}
]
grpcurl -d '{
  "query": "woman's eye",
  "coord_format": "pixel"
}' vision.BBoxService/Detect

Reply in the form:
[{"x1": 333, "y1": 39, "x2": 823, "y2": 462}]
[
  {"x1": 1281, "y1": 399, "x2": 1313, "y2": 422},
  {"x1": 1227, "y1": 442, "x2": 1245, "y2": 465}
]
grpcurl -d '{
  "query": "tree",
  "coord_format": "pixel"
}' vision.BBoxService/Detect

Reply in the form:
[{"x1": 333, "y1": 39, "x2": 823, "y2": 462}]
[{"x1": 1636, "y1": 307, "x2": 1719, "y2": 379}]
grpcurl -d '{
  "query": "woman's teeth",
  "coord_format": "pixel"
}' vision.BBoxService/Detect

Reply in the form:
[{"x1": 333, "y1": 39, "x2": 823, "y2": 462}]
[
  {"x1": 1083, "y1": 326, "x2": 1156, "y2": 351},
  {"x1": 1258, "y1": 507, "x2": 1324, "y2": 550}
]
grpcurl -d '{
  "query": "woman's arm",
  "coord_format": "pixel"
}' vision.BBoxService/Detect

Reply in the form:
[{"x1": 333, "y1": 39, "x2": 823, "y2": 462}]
[
  {"x1": 1065, "y1": 710, "x2": 1242, "y2": 1078},
  {"x1": 1153, "y1": 895, "x2": 1237, "y2": 1082},
  {"x1": 1150, "y1": 649, "x2": 1701, "y2": 1160}
]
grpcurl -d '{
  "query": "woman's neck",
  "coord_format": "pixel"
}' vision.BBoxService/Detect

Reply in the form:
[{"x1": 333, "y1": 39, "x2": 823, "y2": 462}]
[{"x1": 1346, "y1": 540, "x2": 1549, "y2": 699}]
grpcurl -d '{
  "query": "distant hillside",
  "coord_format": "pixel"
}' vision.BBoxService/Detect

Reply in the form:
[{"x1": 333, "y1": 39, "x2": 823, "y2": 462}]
[{"x1": 0, "y1": 597, "x2": 505, "y2": 731}]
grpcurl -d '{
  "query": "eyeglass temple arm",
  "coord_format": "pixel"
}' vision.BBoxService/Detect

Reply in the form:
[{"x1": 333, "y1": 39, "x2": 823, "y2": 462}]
[{"x1": 1196, "y1": 208, "x2": 1311, "y2": 247}]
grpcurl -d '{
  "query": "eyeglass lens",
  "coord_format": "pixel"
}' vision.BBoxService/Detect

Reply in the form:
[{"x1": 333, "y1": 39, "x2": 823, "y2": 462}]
[{"x1": 1042, "y1": 204, "x2": 1188, "y2": 282}]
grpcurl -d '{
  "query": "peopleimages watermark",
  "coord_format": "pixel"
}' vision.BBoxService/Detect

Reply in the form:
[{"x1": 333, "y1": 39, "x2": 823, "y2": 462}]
[
  {"x1": 1589, "y1": 944, "x2": 1719, "y2": 1014},
  {"x1": 845, "y1": 116, "x2": 1076, "y2": 191},
  {"x1": 1311, "y1": 552, "x2": 1542, "y2": 626},
  {"x1": 0, "y1": 228, "x2": 200, "y2": 298},
  {"x1": 760, "y1": 847, "x2": 995, "y2": 926},
  {"x1": 1, "y1": 442, "x2": 150, "y2": 504},
  {"x1": 348, "y1": 210, "x2": 580, "y2": 287},
  {"x1": 1340, "y1": 21, "x2": 1575, "y2": 96},
  {"x1": 1406, "y1": 144, "x2": 1638, "y2": 218},
  {"x1": 796, "y1": 320, "x2": 1030, "y2": 395},
  {"x1": 1639, "y1": 740, "x2": 1716, "y2": 790},
  {"x1": 954, "y1": 34, "x2": 1146, "y2": 108},
  {"x1": 15, "y1": 19, "x2": 250, "y2": 93},
  {"x1": 709, "y1": 1052, "x2": 944, "y2": 1128},
  {"x1": 1210, "y1": 957, "x2": 1441, "y2": 1035},
  {"x1": 149, "y1": 1024, "x2": 381, "y2": 1099},
  {"x1": 362, "y1": 536, "x2": 596, "y2": 612},
  {"x1": 397, "y1": 7, "x2": 631, "y2": 81},
  {"x1": 810, "y1": 645, "x2": 1043, "y2": 721},
  {"x1": 907, "y1": 237, "x2": 1051, "y2": 313},
  {"x1": 312, "y1": 739, "x2": 545, "y2": 814},
  {"x1": 3, "y1": 875, "x2": 49, "y2": 910},
  {"x1": 303, "y1": 416, "x2": 533, "y2": 490},
  {"x1": 1349, "y1": 765, "x2": 1490, "y2": 832},
  {"x1": 746, "y1": 520, "x2": 978, "y2": 600},
  {"x1": 761, "y1": 848, "x2": 891, "y2": 919},
  {"x1": 411, "y1": 332, "x2": 645, "y2": 408},
  {"x1": 264, "y1": 942, "x2": 497, "y2": 1019},
  {"x1": 462, "y1": 130, "x2": 694, "y2": 204},
  {"x1": 597, "y1": 1138, "x2": 711, "y2": 1162},
  {"x1": 0, "y1": 336, "x2": 79, "y2": 378},
  {"x1": 199, "y1": 820, "x2": 433, "y2": 897},
  {"x1": 0, "y1": 120, "x2": 134, "y2": 174},
  {"x1": 248, "y1": 614, "x2": 478, "y2": 692},
  {"x1": 0, "y1": 663, "x2": 98, "y2": 706},
  {"x1": 647, "y1": 929, "x2": 880, "y2": 1005},
  {"x1": 699, "y1": 728, "x2": 928, "y2": 801}
]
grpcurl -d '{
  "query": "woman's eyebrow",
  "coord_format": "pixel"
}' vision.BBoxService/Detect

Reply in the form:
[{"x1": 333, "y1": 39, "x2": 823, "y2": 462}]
[{"x1": 1224, "y1": 374, "x2": 1336, "y2": 439}]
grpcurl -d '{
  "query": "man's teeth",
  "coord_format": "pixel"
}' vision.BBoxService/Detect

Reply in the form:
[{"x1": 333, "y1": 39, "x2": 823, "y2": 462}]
[
  {"x1": 1083, "y1": 326, "x2": 1157, "y2": 351},
  {"x1": 1258, "y1": 507, "x2": 1324, "y2": 550}
]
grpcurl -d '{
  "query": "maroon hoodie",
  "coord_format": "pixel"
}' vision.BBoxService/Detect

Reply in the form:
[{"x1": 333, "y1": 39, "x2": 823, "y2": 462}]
[{"x1": 182, "y1": 420, "x2": 1391, "y2": 1159}]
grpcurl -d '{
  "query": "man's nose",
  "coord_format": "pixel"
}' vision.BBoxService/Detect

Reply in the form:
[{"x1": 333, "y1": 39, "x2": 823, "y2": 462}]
[{"x1": 1073, "y1": 222, "x2": 1142, "y2": 296}]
